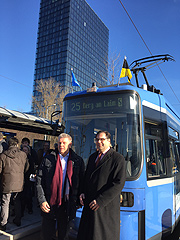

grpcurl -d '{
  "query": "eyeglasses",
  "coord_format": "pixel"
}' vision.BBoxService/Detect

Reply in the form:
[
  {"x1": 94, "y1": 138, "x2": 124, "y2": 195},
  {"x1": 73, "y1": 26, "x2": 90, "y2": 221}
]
[{"x1": 96, "y1": 138, "x2": 107, "y2": 142}]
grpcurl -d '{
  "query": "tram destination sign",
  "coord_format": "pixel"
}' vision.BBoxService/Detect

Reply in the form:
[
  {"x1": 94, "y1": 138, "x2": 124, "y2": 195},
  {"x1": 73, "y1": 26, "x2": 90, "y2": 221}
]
[{"x1": 66, "y1": 94, "x2": 132, "y2": 116}]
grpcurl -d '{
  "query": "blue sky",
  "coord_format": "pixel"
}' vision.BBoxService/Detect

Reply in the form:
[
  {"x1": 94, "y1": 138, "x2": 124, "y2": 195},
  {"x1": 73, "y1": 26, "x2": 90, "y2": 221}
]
[{"x1": 0, "y1": 0, "x2": 180, "y2": 113}]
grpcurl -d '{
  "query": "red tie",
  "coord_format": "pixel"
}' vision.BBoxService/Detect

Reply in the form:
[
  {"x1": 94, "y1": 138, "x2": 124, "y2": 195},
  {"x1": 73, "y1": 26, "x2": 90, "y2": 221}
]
[{"x1": 96, "y1": 152, "x2": 102, "y2": 167}]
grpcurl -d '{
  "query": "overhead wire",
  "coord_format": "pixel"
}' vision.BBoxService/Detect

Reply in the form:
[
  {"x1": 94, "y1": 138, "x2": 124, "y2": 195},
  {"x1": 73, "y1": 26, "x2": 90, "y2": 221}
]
[
  {"x1": 0, "y1": 74, "x2": 32, "y2": 89},
  {"x1": 118, "y1": 0, "x2": 180, "y2": 105}
]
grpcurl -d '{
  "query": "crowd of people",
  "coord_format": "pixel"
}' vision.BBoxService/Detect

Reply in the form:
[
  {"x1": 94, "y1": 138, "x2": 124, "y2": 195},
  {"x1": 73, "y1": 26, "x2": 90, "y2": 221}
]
[
  {"x1": 0, "y1": 135, "x2": 51, "y2": 231},
  {"x1": 0, "y1": 131, "x2": 126, "y2": 240}
]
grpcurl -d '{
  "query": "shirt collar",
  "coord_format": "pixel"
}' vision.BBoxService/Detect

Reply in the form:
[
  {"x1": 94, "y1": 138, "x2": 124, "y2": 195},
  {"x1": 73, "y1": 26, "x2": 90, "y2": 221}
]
[
  {"x1": 59, "y1": 152, "x2": 69, "y2": 161},
  {"x1": 99, "y1": 147, "x2": 110, "y2": 155}
]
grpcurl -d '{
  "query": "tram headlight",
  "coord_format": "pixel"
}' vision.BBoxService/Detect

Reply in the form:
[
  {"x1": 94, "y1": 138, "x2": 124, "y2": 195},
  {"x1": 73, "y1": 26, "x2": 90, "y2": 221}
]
[{"x1": 120, "y1": 192, "x2": 134, "y2": 207}]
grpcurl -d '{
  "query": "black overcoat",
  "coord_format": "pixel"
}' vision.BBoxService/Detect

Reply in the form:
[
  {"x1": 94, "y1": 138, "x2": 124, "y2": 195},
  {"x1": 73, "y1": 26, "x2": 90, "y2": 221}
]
[
  {"x1": 36, "y1": 148, "x2": 85, "y2": 220},
  {"x1": 77, "y1": 148, "x2": 126, "y2": 240}
]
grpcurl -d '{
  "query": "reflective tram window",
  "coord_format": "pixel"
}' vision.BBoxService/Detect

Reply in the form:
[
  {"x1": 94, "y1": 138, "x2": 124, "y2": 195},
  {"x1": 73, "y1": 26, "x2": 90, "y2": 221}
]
[
  {"x1": 145, "y1": 122, "x2": 167, "y2": 178},
  {"x1": 169, "y1": 140, "x2": 180, "y2": 174},
  {"x1": 168, "y1": 127, "x2": 180, "y2": 174}
]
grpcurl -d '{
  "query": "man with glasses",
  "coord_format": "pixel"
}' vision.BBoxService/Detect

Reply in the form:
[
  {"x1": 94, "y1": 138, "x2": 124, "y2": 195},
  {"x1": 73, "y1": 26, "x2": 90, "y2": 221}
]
[{"x1": 77, "y1": 130, "x2": 126, "y2": 240}]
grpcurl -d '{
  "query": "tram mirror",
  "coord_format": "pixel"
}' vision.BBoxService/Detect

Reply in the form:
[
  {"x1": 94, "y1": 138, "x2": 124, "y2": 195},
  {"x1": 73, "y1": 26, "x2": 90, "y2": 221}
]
[{"x1": 51, "y1": 110, "x2": 65, "y2": 135}]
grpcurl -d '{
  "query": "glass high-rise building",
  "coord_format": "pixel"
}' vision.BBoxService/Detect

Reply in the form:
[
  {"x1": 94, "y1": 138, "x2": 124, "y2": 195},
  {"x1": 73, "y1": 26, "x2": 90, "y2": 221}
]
[{"x1": 33, "y1": 0, "x2": 109, "y2": 112}]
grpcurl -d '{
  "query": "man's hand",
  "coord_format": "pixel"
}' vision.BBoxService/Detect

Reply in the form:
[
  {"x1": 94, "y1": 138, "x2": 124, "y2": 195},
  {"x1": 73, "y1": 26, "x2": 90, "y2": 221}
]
[
  {"x1": 89, "y1": 199, "x2": 99, "y2": 211},
  {"x1": 40, "y1": 201, "x2": 50, "y2": 213},
  {"x1": 79, "y1": 193, "x2": 85, "y2": 206}
]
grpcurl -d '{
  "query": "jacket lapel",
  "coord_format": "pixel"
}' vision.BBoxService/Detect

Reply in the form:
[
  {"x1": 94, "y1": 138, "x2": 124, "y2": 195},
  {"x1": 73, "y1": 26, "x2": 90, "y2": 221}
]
[
  {"x1": 96, "y1": 148, "x2": 112, "y2": 168},
  {"x1": 90, "y1": 148, "x2": 112, "y2": 178}
]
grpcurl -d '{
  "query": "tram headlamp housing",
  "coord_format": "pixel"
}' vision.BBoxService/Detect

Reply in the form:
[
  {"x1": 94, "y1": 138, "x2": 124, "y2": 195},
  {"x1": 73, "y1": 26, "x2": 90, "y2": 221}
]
[{"x1": 120, "y1": 192, "x2": 134, "y2": 207}]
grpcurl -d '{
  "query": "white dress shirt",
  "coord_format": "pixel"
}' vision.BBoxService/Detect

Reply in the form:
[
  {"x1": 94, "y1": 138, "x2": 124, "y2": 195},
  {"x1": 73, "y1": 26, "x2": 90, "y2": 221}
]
[{"x1": 59, "y1": 153, "x2": 69, "y2": 196}]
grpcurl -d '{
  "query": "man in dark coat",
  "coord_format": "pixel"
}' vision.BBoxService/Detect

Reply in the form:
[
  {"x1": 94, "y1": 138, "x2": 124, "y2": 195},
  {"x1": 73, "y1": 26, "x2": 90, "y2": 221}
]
[
  {"x1": 77, "y1": 131, "x2": 126, "y2": 240},
  {"x1": 21, "y1": 137, "x2": 38, "y2": 166},
  {"x1": 37, "y1": 141, "x2": 51, "y2": 167},
  {"x1": 0, "y1": 137, "x2": 29, "y2": 230},
  {"x1": 36, "y1": 133, "x2": 85, "y2": 240},
  {"x1": 21, "y1": 145, "x2": 35, "y2": 215}
]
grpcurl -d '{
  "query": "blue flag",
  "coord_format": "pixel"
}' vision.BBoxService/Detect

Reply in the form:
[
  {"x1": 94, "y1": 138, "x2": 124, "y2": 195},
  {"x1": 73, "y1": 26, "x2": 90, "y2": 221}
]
[{"x1": 72, "y1": 71, "x2": 82, "y2": 90}]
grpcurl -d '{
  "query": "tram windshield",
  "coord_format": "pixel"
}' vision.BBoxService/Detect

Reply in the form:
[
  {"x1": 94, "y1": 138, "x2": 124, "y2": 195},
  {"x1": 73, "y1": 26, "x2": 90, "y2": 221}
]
[{"x1": 63, "y1": 92, "x2": 142, "y2": 178}]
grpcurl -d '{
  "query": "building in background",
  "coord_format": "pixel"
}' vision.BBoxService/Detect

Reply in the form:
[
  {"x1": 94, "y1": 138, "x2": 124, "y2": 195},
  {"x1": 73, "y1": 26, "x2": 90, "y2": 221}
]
[{"x1": 32, "y1": 0, "x2": 109, "y2": 114}]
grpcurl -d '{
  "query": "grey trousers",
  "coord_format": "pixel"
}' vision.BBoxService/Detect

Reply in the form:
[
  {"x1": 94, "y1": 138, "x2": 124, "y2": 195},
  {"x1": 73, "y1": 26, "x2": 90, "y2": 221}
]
[
  {"x1": 0, "y1": 192, "x2": 21, "y2": 226},
  {"x1": 0, "y1": 193, "x2": 11, "y2": 226}
]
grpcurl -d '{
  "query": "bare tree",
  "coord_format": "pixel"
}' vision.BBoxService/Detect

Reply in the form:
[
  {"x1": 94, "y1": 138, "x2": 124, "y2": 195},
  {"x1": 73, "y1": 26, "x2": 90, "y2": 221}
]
[
  {"x1": 108, "y1": 51, "x2": 121, "y2": 85},
  {"x1": 32, "y1": 77, "x2": 68, "y2": 120}
]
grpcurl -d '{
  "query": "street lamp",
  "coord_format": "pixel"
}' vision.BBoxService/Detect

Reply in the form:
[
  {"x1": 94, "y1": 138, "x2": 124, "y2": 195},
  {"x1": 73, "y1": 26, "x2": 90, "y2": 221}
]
[
  {"x1": 44, "y1": 104, "x2": 56, "y2": 141},
  {"x1": 46, "y1": 104, "x2": 56, "y2": 119}
]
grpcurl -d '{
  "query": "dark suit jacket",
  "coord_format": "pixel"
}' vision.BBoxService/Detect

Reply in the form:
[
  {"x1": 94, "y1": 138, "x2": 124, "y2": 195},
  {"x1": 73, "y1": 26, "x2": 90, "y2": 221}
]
[
  {"x1": 36, "y1": 148, "x2": 85, "y2": 220},
  {"x1": 77, "y1": 148, "x2": 126, "y2": 240}
]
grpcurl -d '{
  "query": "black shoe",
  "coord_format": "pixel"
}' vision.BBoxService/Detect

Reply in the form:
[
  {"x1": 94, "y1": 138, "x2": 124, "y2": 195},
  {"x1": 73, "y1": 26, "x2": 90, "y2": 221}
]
[
  {"x1": 13, "y1": 219, "x2": 21, "y2": 227},
  {"x1": 0, "y1": 224, "x2": 6, "y2": 231}
]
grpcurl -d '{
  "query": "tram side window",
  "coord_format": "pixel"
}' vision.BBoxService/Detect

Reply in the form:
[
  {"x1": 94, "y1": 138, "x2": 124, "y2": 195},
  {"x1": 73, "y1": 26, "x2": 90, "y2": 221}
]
[
  {"x1": 145, "y1": 123, "x2": 166, "y2": 178},
  {"x1": 169, "y1": 140, "x2": 180, "y2": 174}
]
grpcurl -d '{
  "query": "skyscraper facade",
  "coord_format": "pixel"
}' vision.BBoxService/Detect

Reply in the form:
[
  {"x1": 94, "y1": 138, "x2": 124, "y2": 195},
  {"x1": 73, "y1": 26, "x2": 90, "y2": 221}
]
[{"x1": 33, "y1": 0, "x2": 109, "y2": 112}]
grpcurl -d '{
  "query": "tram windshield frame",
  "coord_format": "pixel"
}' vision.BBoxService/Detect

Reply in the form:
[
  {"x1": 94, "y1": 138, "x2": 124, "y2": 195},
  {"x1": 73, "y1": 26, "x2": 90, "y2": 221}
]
[{"x1": 63, "y1": 91, "x2": 142, "y2": 179}]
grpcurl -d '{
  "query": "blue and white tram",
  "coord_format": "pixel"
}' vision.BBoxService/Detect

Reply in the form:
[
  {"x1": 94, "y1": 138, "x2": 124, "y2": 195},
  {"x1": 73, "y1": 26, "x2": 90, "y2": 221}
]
[{"x1": 62, "y1": 81, "x2": 180, "y2": 239}]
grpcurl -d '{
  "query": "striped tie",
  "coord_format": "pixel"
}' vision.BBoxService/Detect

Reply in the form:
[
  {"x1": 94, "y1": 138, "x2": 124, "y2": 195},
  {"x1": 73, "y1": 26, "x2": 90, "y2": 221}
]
[{"x1": 96, "y1": 152, "x2": 102, "y2": 167}]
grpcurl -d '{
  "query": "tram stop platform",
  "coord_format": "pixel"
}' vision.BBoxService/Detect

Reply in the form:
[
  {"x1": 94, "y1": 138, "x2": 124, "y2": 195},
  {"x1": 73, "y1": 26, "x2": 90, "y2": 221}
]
[{"x1": 0, "y1": 198, "x2": 41, "y2": 240}]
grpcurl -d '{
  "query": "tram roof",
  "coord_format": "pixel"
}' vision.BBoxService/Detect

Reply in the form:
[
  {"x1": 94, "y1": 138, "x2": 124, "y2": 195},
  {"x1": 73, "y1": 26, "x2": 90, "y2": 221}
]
[
  {"x1": 0, "y1": 107, "x2": 63, "y2": 135},
  {"x1": 64, "y1": 82, "x2": 180, "y2": 125},
  {"x1": 64, "y1": 83, "x2": 135, "y2": 99}
]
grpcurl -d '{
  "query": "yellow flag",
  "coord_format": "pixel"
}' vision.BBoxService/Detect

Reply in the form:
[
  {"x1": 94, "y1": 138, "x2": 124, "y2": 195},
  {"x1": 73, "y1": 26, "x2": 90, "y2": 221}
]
[{"x1": 120, "y1": 58, "x2": 132, "y2": 83}]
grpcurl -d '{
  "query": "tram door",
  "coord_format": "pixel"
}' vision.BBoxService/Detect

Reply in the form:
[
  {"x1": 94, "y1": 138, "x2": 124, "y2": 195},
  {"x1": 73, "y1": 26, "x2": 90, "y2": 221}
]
[{"x1": 145, "y1": 122, "x2": 173, "y2": 239}]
